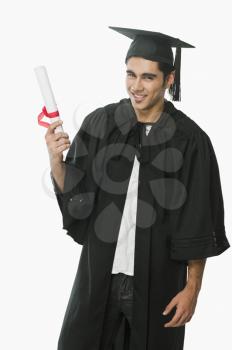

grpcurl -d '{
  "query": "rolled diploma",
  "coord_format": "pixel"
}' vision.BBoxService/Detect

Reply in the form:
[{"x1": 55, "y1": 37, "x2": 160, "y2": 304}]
[{"x1": 34, "y1": 65, "x2": 63, "y2": 133}]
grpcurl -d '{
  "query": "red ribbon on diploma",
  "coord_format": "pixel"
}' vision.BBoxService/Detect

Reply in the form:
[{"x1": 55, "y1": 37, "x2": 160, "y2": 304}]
[{"x1": 38, "y1": 106, "x2": 60, "y2": 128}]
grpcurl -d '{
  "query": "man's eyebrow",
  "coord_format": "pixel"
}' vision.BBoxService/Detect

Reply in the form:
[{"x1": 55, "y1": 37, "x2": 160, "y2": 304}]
[{"x1": 126, "y1": 69, "x2": 157, "y2": 77}]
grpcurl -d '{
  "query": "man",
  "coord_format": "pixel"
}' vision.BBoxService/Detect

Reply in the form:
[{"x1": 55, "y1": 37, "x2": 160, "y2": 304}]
[{"x1": 46, "y1": 27, "x2": 230, "y2": 350}]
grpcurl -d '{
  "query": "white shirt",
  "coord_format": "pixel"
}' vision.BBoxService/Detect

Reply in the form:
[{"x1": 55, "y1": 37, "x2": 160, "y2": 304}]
[{"x1": 111, "y1": 124, "x2": 152, "y2": 275}]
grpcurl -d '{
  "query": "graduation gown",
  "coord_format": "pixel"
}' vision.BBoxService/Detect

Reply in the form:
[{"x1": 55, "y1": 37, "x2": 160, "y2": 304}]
[{"x1": 51, "y1": 97, "x2": 230, "y2": 350}]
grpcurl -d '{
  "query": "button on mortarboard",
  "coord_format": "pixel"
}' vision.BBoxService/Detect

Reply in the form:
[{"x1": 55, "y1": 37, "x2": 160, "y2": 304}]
[{"x1": 109, "y1": 26, "x2": 195, "y2": 102}]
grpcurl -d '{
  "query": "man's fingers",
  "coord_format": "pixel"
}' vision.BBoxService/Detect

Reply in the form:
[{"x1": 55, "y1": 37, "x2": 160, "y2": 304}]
[
  {"x1": 164, "y1": 309, "x2": 192, "y2": 327},
  {"x1": 45, "y1": 128, "x2": 70, "y2": 146},
  {"x1": 49, "y1": 138, "x2": 70, "y2": 154},
  {"x1": 56, "y1": 143, "x2": 71, "y2": 153},
  {"x1": 184, "y1": 313, "x2": 193, "y2": 323},
  {"x1": 53, "y1": 132, "x2": 69, "y2": 141},
  {"x1": 163, "y1": 298, "x2": 177, "y2": 315},
  {"x1": 171, "y1": 313, "x2": 189, "y2": 327},
  {"x1": 47, "y1": 120, "x2": 63, "y2": 135},
  {"x1": 56, "y1": 138, "x2": 71, "y2": 147},
  {"x1": 176, "y1": 314, "x2": 189, "y2": 327},
  {"x1": 164, "y1": 311, "x2": 182, "y2": 328}
]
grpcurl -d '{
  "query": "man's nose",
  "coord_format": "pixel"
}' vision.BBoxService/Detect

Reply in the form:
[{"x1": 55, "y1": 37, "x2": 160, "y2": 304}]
[{"x1": 132, "y1": 78, "x2": 144, "y2": 92}]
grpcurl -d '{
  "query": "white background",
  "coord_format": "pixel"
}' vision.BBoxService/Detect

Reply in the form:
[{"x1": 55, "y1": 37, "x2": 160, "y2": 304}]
[{"x1": 0, "y1": 0, "x2": 231, "y2": 349}]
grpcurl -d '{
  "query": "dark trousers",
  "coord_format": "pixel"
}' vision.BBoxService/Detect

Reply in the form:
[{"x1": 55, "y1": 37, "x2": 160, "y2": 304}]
[{"x1": 99, "y1": 272, "x2": 134, "y2": 350}]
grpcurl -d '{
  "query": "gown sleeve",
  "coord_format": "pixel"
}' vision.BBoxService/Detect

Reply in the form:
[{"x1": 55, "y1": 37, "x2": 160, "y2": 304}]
[
  {"x1": 50, "y1": 108, "x2": 103, "y2": 244},
  {"x1": 170, "y1": 130, "x2": 230, "y2": 261}
]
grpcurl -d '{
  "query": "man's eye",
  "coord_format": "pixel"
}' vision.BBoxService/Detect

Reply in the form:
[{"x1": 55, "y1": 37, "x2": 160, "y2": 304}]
[
  {"x1": 145, "y1": 76, "x2": 153, "y2": 80},
  {"x1": 127, "y1": 73, "x2": 134, "y2": 77}
]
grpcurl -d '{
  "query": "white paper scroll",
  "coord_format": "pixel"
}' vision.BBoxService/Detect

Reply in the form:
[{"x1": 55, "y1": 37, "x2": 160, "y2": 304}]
[{"x1": 34, "y1": 65, "x2": 63, "y2": 133}]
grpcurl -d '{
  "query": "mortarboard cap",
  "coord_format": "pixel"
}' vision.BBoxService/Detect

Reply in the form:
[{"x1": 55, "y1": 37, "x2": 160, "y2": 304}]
[{"x1": 109, "y1": 26, "x2": 195, "y2": 101}]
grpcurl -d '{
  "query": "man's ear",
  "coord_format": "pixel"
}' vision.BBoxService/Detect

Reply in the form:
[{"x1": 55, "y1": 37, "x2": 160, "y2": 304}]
[
  {"x1": 166, "y1": 71, "x2": 175, "y2": 89},
  {"x1": 168, "y1": 71, "x2": 175, "y2": 88}
]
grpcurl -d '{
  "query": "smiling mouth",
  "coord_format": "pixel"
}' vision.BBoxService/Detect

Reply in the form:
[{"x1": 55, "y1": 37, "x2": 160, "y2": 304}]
[{"x1": 131, "y1": 93, "x2": 147, "y2": 101}]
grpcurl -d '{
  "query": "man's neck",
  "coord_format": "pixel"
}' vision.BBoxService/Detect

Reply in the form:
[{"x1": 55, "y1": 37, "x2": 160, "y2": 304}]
[{"x1": 134, "y1": 97, "x2": 165, "y2": 123}]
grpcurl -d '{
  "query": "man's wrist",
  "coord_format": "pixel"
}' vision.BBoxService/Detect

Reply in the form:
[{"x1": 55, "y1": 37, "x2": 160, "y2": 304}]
[
  {"x1": 50, "y1": 161, "x2": 66, "y2": 193},
  {"x1": 50, "y1": 159, "x2": 65, "y2": 171},
  {"x1": 186, "y1": 258, "x2": 206, "y2": 294},
  {"x1": 186, "y1": 279, "x2": 202, "y2": 294}
]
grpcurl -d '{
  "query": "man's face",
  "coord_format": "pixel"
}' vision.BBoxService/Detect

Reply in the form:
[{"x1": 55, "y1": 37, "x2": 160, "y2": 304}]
[{"x1": 125, "y1": 56, "x2": 173, "y2": 112}]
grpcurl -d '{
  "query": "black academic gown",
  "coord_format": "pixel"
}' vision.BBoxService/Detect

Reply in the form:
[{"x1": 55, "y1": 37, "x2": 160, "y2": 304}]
[{"x1": 51, "y1": 98, "x2": 230, "y2": 350}]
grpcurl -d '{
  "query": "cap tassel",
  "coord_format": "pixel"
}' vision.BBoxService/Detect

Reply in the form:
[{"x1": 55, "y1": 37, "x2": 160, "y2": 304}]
[{"x1": 172, "y1": 46, "x2": 181, "y2": 101}]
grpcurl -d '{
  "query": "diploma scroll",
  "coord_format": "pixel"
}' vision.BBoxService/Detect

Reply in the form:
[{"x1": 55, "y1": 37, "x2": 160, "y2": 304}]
[{"x1": 34, "y1": 65, "x2": 63, "y2": 133}]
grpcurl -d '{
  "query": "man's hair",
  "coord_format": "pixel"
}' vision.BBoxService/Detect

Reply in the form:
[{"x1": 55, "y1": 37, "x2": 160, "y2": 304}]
[{"x1": 158, "y1": 62, "x2": 175, "y2": 99}]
